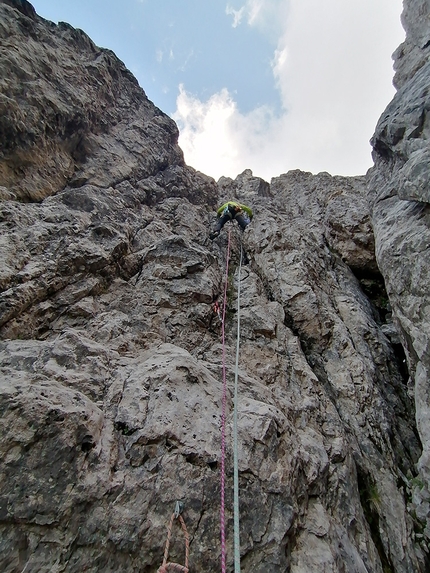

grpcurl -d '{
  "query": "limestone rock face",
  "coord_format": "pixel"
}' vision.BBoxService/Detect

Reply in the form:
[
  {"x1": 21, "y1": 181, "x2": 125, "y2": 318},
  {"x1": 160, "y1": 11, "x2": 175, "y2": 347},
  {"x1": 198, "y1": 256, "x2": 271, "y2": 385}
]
[
  {"x1": 0, "y1": 1, "x2": 428, "y2": 572},
  {"x1": 393, "y1": 0, "x2": 430, "y2": 89},
  {"x1": 369, "y1": 0, "x2": 430, "y2": 557},
  {"x1": 0, "y1": 0, "x2": 198, "y2": 202}
]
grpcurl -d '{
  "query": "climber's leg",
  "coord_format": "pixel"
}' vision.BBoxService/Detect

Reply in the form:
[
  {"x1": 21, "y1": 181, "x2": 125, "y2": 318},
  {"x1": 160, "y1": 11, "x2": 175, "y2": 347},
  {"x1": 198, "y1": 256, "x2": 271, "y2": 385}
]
[
  {"x1": 210, "y1": 211, "x2": 232, "y2": 239},
  {"x1": 235, "y1": 212, "x2": 250, "y2": 231}
]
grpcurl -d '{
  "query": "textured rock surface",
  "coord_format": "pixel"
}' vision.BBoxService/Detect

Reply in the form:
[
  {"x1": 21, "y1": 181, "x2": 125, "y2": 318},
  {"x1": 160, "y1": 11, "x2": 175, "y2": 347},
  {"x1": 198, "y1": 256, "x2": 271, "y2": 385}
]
[
  {"x1": 369, "y1": 0, "x2": 430, "y2": 557},
  {"x1": 0, "y1": 0, "x2": 428, "y2": 572},
  {"x1": 0, "y1": 0, "x2": 200, "y2": 202},
  {"x1": 393, "y1": 0, "x2": 430, "y2": 89}
]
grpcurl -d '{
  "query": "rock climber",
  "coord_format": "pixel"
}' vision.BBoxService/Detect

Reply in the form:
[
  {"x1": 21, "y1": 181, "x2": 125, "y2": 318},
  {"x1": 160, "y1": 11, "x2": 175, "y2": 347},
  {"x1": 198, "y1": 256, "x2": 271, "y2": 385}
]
[{"x1": 209, "y1": 201, "x2": 253, "y2": 240}]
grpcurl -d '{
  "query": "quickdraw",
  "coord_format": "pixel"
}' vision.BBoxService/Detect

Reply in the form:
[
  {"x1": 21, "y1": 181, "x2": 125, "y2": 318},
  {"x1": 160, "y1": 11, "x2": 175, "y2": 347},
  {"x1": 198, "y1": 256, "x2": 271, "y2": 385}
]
[
  {"x1": 213, "y1": 300, "x2": 223, "y2": 324},
  {"x1": 158, "y1": 502, "x2": 190, "y2": 573}
]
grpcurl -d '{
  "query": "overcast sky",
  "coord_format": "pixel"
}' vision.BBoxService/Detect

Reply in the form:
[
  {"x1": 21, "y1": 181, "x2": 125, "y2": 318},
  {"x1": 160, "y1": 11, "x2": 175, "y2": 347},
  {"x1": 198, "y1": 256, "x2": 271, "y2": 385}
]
[{"x1": 32, "y1": 0, "x2": 405, "y2": 181}]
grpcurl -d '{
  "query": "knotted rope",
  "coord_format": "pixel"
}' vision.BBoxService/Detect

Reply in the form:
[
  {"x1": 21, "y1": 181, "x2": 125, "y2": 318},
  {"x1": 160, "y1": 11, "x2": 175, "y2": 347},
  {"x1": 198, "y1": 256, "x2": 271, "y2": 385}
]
[{"x1": 158, "y1": 510, "x2": 190, "y2": 573}]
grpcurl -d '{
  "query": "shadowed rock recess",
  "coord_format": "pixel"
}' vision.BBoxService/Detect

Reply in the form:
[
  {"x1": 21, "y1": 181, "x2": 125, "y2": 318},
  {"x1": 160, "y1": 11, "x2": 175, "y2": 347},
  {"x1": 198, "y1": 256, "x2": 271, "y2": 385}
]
[{"x1": 0, "y1": 1, "x2": 429, "y2": 572}]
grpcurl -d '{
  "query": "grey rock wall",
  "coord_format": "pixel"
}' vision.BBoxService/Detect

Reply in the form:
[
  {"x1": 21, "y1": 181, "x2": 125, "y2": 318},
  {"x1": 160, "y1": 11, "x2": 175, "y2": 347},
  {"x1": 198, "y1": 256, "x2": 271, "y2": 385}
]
[
  {"x1": 393, "y1": 0, "x2": 430, "y2": 89},
  {"x1": 0, "y1": 0, "x2": 191, "y2": 202},
  {"x1": 369, "y1": 0, "x2": 430, "y2": 558},
  {"x1": 0, "y1": 0, "x2": 428, "y2": 572}
]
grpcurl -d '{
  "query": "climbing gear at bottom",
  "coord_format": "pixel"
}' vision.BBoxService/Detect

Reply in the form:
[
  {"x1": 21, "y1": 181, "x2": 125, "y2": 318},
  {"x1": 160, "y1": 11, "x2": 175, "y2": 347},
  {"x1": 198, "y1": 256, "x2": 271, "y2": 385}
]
[
  {"x1": 158, "y1": 502, "x2": 190, "y2": 573},
  {"x1": 213, "y1": 300, "x2": 223, "y2": 323},
  {"x1": 210, "y1": 230, "x2": 220, "y2": 240}
]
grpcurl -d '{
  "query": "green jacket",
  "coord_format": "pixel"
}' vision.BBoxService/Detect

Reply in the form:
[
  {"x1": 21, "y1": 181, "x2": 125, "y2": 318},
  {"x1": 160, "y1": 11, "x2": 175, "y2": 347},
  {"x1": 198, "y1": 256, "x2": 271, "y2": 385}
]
[{"x1": 217, "y1": 201, "x2": 253, "y2": 219}]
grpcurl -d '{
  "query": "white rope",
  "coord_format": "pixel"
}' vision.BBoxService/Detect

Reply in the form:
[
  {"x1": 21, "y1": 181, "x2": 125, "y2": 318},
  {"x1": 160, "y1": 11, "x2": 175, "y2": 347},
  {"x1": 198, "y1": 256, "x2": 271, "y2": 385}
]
[{"x1": 233, "y1": 242, "x2": 242, "y2": 573}]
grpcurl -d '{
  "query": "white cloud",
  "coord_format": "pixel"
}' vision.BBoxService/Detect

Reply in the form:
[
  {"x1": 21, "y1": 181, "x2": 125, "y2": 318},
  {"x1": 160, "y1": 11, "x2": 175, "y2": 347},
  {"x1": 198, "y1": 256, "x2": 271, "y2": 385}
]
[
  {"x1": 244, "y1": 0, "x2": 289, "y2": 35},
  {"x1": 173, "y1": 85, "x2": 286, "y2": 179},
  {"x1": 174, "y1": 0, "x2": 405, "y2": 181},
  {"x1": 226, "y1": 5, "x2": 245, "y2": 28},
  {"x1": 226, "y1": 0, "x2": 288, "y2": 33},
  {"x1": 178, "y1": 49, "x2": 195, "y2": 72},
  {"x1": 246, "y1": 0, "x2": 264, "y2": 26}
]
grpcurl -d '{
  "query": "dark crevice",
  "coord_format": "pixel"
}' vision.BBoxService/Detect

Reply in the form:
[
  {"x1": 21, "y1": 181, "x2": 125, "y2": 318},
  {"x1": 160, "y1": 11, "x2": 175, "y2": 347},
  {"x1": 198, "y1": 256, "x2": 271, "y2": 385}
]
[
  {"x1": 184, "y1": 452, "x2": 218, "y2": 470},
  {"x1": 114, "y1": 421, "x2": 137, "y2": 436},
  {"x1": 356, "y1": 466, "x2": 394, "y2": 573},
  {"x1": 80, "y1": 435, "x2": 96, "y2": 452},
  {"x1": 372, "y1": 138, "x2": 394, "y2": 161},
  {"x1": 251, "y1": 262, "x2": 275, "y2": 302},
  {"x1": 352, "y1": 267, "x2": 391, "y2": 324},
  {"x1": 284, "y1": 529, "x2": 297, "y2": 572},
  {"x1": 392, "y1": 342, "x2": 409, "y2": 384}
]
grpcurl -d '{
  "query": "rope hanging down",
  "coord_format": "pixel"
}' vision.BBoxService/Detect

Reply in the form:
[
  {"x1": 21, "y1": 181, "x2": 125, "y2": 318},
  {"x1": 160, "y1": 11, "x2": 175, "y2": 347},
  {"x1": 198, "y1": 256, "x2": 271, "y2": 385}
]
[
  {"x1": 158, "y1": 503, "x2": 190, "y2": 573},
  {"x1": 220, "y1": 229, "x2": 231, "y2": 573},
  {"x1": 219, "y1": 228, "x2": 242, "y2": 573},
  {"x1": 233, "y1": 242, "x2": 243, "y2": 573}
]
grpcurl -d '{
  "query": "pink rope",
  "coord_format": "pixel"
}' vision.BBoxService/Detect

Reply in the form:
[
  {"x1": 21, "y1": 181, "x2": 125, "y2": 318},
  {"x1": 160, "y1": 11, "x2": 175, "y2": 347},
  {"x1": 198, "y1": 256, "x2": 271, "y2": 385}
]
[{"x1": 220, "y1": 228, "x2": 231, "y2": 573}]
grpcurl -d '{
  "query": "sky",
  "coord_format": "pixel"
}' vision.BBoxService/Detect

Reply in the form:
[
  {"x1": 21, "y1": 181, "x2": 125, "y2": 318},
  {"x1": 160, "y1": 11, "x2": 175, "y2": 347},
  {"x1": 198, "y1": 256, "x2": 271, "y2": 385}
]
[{"x1": 32, "y1": 0, "x2": 405, "y2": 182}]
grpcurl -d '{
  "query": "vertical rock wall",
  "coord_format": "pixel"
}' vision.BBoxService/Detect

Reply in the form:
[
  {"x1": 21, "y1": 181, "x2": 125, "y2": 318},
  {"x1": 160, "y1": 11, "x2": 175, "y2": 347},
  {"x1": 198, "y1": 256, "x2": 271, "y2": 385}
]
[
  {"x1": 0, "y1": 0, "x2": 428, "y2": 571},
  {"x1": 368, "y1": 0, "x2": 430, "y2": 558}
]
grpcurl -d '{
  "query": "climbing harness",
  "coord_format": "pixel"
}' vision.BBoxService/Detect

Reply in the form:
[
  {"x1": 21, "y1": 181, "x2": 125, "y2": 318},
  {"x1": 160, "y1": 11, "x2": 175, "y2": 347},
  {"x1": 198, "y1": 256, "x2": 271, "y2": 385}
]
[
  {"x1": 220, "y1": 228, "x2": 243, "y2": 573},
  {"x1": 222, "y1": 205, "x2": 233, "y2": 218},
  {"x1": 158, "y1": 502, "x2": 190, "y2": 573}
]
